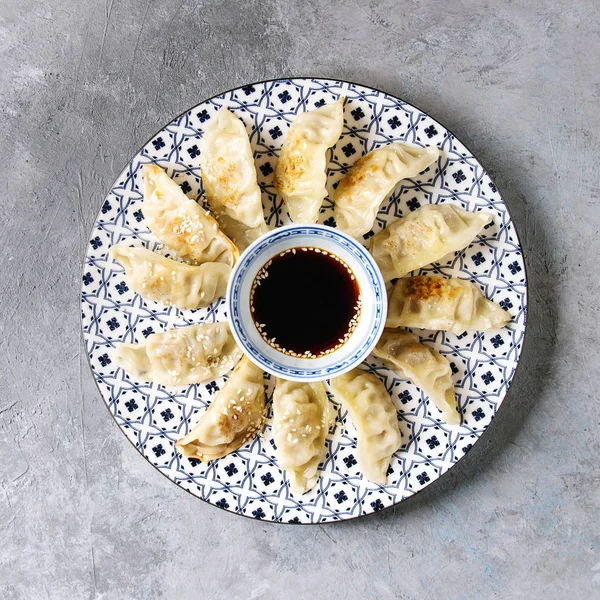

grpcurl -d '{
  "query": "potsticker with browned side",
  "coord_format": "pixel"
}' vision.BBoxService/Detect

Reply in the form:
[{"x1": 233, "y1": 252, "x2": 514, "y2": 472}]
[
  {"x1": 369, "y1": 204, "x2": 492, "y2": 281},
  {"x1": 386, "y1": 275, "x2": 510, "y2": 334},
  {"x1": 176, "y1": 356, "x2": 266, "y2": 461},
  {"x1": 274, "y1": 99, "x2": 344, "y2": 224},
  {"x1": 199, "y1": 107, "x2": 269, "y2": 250},
  {"x1": 109, "y1": 243, "x2": 230, "y2": 310},
  {"x1": 142, "y1": 164, "x2": 239, "y2": 266}
]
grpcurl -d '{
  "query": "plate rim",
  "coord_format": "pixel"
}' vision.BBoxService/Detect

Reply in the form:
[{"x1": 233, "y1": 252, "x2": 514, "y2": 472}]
[{"x1": 80, "y1": 75, "x2": 529, "y2": 525}]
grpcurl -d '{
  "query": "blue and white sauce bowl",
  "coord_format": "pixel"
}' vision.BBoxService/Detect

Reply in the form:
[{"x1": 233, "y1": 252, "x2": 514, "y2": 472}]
[{"x1": 226, "y1": 224, "x2": 387, "y2": 381}]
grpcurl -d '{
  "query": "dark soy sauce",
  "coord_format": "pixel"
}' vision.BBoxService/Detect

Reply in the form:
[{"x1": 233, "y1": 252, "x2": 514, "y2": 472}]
[{"x1": 250, "y1": 247, "x2": 361, "y2": 358}]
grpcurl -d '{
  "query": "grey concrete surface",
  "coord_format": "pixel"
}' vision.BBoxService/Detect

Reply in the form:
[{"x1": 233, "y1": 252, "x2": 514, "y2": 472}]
[{"x1": 0, "y1": 0, "x2": 598, "y2": 598}]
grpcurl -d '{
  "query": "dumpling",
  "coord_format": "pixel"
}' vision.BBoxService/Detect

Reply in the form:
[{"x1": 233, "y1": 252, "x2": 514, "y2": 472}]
[
  {"x1": 369, "y1": 204, "x2": 492, "y2": 281},
  {"x1": 328, "y1": 368, "x2": 401, "y2": 485},
  {"x1": 333, "y1": 143, "x2": 439, "y2": 238},
  {"x1": 176, "y1": 356, "x2": 266, "y2": 462},
  {"x1": 386, "y1": 275, "x2": 511, "y2": 334},
  {"x1": 199, "y1": 107, "x2": 269, "y2": 250},
  {"x1": 274, "y1": 99, "x2": 344, "y2": 223},
  {"x1": 272, "y1": 379, "x2": 333, "y2": 494},
  {"x1": 372, "y1": 330, "x2": 459, "y2": 424},
  {"x1": 113, "y1": 322, "x2": 242, "y2": 386},
  {"x1": 109, "y1": 243, "x2": 230, "y2": 309},
  {"x1": 141, "y1": 164, "x2": 239, "y2": 266}
]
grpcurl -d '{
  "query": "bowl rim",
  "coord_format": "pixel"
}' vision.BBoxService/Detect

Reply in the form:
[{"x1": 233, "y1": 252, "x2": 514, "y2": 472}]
[{"x1": 226, "y1": 224, "x2": 387, "y2": 381}]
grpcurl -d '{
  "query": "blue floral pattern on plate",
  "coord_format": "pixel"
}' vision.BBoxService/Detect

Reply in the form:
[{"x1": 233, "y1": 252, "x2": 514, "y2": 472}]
[{"x1": 81, "y1": 78, "x2": 527, "y2": 523}]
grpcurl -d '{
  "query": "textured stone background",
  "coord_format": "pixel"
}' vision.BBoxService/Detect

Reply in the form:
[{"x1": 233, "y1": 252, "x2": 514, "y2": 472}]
[{"x1": 0, "y1": 0, "x2": 598, "y2": 598}]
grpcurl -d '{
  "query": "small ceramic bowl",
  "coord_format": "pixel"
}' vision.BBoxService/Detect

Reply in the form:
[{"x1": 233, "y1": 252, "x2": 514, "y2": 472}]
[{"x1": 226, "y1": 224, "x2": 387, "y2": 381}]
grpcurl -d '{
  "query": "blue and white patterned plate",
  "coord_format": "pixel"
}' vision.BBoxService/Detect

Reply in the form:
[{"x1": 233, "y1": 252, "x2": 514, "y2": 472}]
[{"x1": 81, "y1": 78, "x2": 527, "y2": 523}]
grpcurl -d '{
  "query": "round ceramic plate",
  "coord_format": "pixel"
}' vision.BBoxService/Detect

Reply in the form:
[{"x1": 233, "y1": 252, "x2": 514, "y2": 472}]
[{"x1": 81, "y1": 78, "x2": 527, "y2": 523}]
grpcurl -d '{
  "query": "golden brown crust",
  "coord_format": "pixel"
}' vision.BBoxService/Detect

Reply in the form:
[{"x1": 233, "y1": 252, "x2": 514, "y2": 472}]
[
  {"x1": 216, "y1": 413, "x2": 233, "y2": 438},
  {"x1": 274, "y1": 135, "x2": 307, "y2": 191},
  {"x1": 338, "y1": 154, "x2": 378, "y2": 189},
  {"x1": 404, "y1": 276, "x2": 451, "y2": 301},
  {"x1": 211, "y1": 158, "x2": 240, "y2": 207}
]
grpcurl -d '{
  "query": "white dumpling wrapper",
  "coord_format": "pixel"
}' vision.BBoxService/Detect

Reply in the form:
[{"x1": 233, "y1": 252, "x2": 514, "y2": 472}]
[
  {"x1": 199, "y1": 107, "x2": 269, "y2": 250},
  {"x1": 274, "y1": 99, "x2": 344, "y2": 223},
  {"x1": 328, "y1": 369, "x2": 401, "y2": 485},
  {"x1": 386, "y1": 275, "x2": 511, "y2": 334},
  {"x1": 141, "y1": 164, "x2": 239, "y2": 266},
  {"x1": 373, "y1": 329, "x2": 459, "y2": 425},
  {"x1": 113, "y1": 322, "x2": 242, "y2": 386},
  {"x1": 109, "y1": 243, "x2": 230, "y2": 310},
  {"x1": 334, "y1": 143, "x2": 439, "y2": 238},
  {"x1": 369, "y1": 204, "x2": 492, "y2": 281},
  {"x1": 176, "y1": 356, "x2": 266, "y2": 461},
  {"x1": 272, "y1": 379, "x2": 333, "y2": 494}
]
